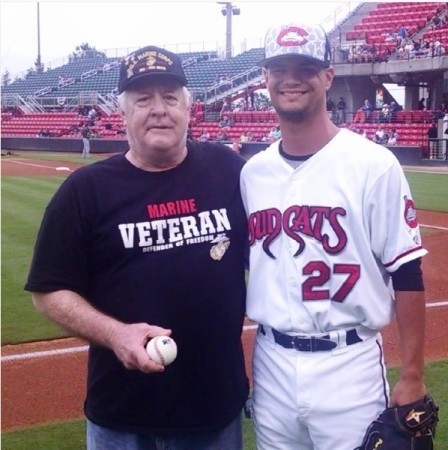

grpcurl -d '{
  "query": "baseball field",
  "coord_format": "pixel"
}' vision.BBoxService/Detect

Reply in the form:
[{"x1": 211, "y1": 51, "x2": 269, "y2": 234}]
[{"x1": 1, "y1": 151, "x2": 447, "y2": 449}]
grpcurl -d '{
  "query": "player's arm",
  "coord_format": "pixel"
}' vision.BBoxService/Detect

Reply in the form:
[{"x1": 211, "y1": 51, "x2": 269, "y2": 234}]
[
  {"x1": 389, "y1": 259, "x2": 427, "y2": 407},
  {"x1": 32, "y1": 290, "x2": 169, "y2": 373}
]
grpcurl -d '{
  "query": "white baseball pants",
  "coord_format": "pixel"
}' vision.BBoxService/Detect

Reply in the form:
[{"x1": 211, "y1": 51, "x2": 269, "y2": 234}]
[{"x1": 252, "y1": 329, "x2": 389, "y2": 450}]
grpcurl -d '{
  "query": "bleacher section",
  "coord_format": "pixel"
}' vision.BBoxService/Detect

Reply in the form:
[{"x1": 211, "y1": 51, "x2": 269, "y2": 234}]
[
  {"x1": 184, "y1": 48, "x2": 264, "y2": 88},
  {"x1": 345, "y1": 2, "x2": 446, "y2": 60},
  {"x1": 2, "y1": 3, "x2": 448, "y2": 161},
  {"x1": 1, "y1": 112, "x2": 80, "y2": 137},
  {"x1": 2, "y1": 48, "x2": 260, "y2": 103},
  {"x1": 1, "y1": 108, "x2": 435, "y2": 152}
]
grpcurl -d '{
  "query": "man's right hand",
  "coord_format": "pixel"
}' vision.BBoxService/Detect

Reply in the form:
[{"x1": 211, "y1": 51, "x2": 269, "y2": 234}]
[{"x1": 107, "y1": 322, "x2": 172, "y2": 373}]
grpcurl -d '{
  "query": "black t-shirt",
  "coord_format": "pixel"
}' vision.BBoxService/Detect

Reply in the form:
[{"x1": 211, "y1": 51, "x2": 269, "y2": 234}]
[{"x1": 25, "y1": 141, "x2": 249, "y2": 435}]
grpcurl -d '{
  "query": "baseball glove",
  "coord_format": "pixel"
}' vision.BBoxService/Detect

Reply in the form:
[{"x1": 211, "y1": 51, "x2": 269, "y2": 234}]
[{"x1": 354, "y1": 394, "x2": 439, "y2": 450}]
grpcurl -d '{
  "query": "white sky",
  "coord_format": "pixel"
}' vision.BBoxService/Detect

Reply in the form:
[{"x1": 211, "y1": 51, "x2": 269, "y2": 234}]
[{"x1": 0, "y1": 0, "x2": 357, "y2": 78}]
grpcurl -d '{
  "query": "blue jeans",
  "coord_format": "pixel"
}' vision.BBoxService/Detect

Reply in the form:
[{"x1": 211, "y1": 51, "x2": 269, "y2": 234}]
[{"x1": 87, "y1": 413, "x2": 242, "y2": 450}]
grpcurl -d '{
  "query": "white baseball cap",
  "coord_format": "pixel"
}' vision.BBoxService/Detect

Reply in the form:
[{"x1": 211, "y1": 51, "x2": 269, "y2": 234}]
[{"x1": 260, "y1": 23, "x2": 331, "y2": 67}]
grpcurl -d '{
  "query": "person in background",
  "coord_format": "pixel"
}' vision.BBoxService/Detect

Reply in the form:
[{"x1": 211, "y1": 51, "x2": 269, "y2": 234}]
[
  {"x1": 268, "y1": 125, "x2": 282, "y2": 141},
  {"x1": 336, "y1": 96, "x2": 346, "y2": 124},
  {"x1": 361, "y1": 98, "x2": 373, "y2": 122},
  {"x1": 418, "y1": 97, "x2": 426, "y2": 110},
  {"x1": 326, "y1": 96, "x2": 335, "y2": 122},
  {"x1": 240, "y1": 22, "x2": 428, "y2": 450},
  {"x1": 380, "y1": 103, "x2": 390, "y2": 123},
  {"x1": 373, "y1": 125, "x2": 389, "y2": 145},
  {"x1": 387, "y1": 128, "x2": 400, "y2": 145},
  {"x1": 199, "y1": 129, "x2": 211, "y2": 142},
  {"x1": 427, "y1": 121, "x2": 438, "y2": 159},
  {"x1": 81, "y1": 123, "x2": 91, "y2": 158},
  {"x1": 25, "y1": 45, "x2": 249, "y2": 450},
  {"x1": 216, "y1": 128, "x2": 229, "y2": 142}
]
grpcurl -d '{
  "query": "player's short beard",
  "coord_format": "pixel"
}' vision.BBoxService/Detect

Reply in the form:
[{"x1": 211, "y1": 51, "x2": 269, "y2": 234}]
[
  {"x1": 274, "y1": 103, "x2": 314, "y2": 123},
  {"x1": 277, "y1": 108, "x2": 309, "y2": 122}
]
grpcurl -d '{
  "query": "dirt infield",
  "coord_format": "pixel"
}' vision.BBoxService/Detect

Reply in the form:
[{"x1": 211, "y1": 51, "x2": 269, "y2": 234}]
[{"x1": 2, "y1": 156, "x2": 448, "y2": 431}]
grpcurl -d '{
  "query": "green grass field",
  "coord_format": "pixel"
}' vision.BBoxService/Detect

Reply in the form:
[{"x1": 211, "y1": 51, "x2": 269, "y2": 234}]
[
  {"x1": 1, "y1": 155, "x2": 447, "y2": 448},
  {"x1": 2, "y1": 361, "x2": 447, "y2": 449}
]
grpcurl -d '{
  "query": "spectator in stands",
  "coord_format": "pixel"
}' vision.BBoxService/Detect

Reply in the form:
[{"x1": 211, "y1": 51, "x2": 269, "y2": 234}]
[
  {"x1": 433, "y1": 40, "x2": 445, "y2": 57},
  {"x1": 387, "y1": 128, "x2": 400, "y2": 146},
  {"x1": 269, "y1": 126, "x2": 280, "y2": 140},
  {"x1": 361, "y1": 99, "x2": 373, "y2": 122},
  {"x1": 326, "y1": 97, "x2": 335, "y2": 122},
  {"x1": 427, "y1": 121, "x2": 438, "y2": 159},
  {"x1": 219, "y1": 115, "x2": 233, "y2": 128},
  {"x1": 373, "y1": 126, "x2": 388, "y2": 145},
  {"x1": 220, "y1": 98, "x2": 231, "y2": 116},
  {"x1": 239, "y1": 131, "x2": 251, "y2": 143},
  {"x1": 191, "y1": 99, "x2": 203, "y2": 116},
  {"x1": 231, "y1": 141, "x2": 242, "y2": 153},
  {"x1": 379, "y1": 103, "x2": 390, "y2": 123},
  {"x1": 199, "y1": 129, "x2": 210, "y2": 142},
  {"x1": 81, "y1": 123, "x2": 91, "y2": 158},
  {"x1": 78, "y1": 106, "x2": 89, "y2": 117},
  {"x1": 187, "y1": 127, "x2": 195, "y2": 141},
  {"x1": 215, "y1": 128, "x2": 229, "y2": 142},
  {"x1": 336, "y1": 97, "x2": 346, "y2": 124},
  {"x1": 389, "y1": 101, "x2": 401, "y2": 122},
  {"x1": 353, "y1": 107, "x2": 366, "y2": 124},
  {"x1": 418, "y1": 98, "x2": 426, "y2": 110},
  {"x1": 397, "y1": 25, "x2": 408, "y2": 46},
  {"x1": 88, "y1": 107, "x2": 97, "y2": 120}
]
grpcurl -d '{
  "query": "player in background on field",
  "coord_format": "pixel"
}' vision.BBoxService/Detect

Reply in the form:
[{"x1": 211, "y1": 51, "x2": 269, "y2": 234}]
[
  {"x1": 240, "y1": 22, "x2": 428, "y2": 450},
  {"x1": 25, "y1": 45, "x2": 249, "y2": 450}
]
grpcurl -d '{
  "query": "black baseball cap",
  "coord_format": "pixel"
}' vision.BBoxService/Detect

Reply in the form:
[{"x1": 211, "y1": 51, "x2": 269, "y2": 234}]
[{"x1": 118, "y1": 45, "x2": 187, "y2": 93}]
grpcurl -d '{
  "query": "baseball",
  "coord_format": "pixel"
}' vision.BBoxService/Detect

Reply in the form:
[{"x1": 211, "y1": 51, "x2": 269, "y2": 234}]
[{"x1": 146, "y1": 336, "x2": 177, "y2": 366}]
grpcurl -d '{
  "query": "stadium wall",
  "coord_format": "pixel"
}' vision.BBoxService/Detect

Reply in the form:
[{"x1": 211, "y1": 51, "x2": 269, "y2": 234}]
[{"x1": 0, "y1": 137, "x2": 429, "y2": 166}]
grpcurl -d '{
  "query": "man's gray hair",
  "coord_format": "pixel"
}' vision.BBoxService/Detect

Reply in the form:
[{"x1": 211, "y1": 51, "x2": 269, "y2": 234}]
[{"x1": 118, "y1": 86, "x2": 193, "y2": 112}]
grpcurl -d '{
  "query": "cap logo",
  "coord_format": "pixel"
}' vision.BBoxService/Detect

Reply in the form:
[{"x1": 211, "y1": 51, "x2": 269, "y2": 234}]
[
  {"x1": 277, "y1": 26, "x2": 308, "y2": 47},
  {"x1": 126, "y1": 50, "x2": 173, "y2": 80},
  {"x1": 118, "y1": 45, "x2": 187, "y2": 93}
]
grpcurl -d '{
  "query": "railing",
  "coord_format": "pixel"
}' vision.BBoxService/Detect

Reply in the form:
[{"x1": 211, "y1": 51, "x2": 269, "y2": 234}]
[
  {"x1": 25, "y1": 96, "x2": 46, "y2": 112},
  {"x1": 1, "y1": 94, "x2": 45, "y2": 113},
  {"x1": 81, "y1": 69, "x2": 98, "y2": 81},
  {"x1": 202, "y1": 66, "x2": 263, "y2": 105},
  {"x1": 33, "y1": 86, "x2": 52, "y2": 97},
  {"x1": 97, "y1": 93, "x2": 117, "y2": 115},
  {"x1": 78, "y1": 91, "x2": 98, "y2": 107},
  {"x1": 58, "y1": 77, "x2": 76, "y2": 88}
]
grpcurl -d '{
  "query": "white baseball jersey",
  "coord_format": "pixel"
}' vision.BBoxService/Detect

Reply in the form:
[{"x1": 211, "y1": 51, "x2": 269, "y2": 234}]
[{"x1": 240, "y1": 128, "x2": 427, "y2": 333}]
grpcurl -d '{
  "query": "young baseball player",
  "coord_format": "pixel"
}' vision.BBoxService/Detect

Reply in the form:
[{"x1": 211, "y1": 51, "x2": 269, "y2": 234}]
[{"x1": 240, "y1": 23, "x2": 428, "y2": 450}]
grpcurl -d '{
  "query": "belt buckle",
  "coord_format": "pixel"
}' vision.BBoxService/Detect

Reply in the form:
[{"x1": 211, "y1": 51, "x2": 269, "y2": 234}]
[
  {"x1": 291, "y1": 335, "x2": 337, "y2": 352},
  {"x1": 291, "y1": 336, "x2": 311, "y2": 352}
]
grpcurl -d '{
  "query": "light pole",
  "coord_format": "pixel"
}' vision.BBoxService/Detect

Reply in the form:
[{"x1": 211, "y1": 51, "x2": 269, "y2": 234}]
[
  {"x1": 36, "y1": 2, "x2": 42, "y2": 70},
  {"x1": 218, "y1": 2, "x2": 240, "y2": 60}
]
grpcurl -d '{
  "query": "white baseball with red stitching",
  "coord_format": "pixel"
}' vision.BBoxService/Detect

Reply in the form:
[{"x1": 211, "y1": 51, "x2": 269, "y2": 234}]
[{"x1": 146, "y1": 336, "x2": 177, "y2": 366}]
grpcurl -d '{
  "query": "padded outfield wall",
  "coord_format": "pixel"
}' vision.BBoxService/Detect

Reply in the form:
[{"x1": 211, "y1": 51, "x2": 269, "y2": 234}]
[{"x1": 1, "y1": 136, "x2": 445, "y2": 167}]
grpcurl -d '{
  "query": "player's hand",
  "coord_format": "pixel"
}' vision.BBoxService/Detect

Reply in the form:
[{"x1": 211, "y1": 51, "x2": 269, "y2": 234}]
[
  {"x1": 107, "y1": 322, "x2": 171, "y2": 373},
  {"x1": 390, "y1": 377, "x2": 426, "y2": 407}
]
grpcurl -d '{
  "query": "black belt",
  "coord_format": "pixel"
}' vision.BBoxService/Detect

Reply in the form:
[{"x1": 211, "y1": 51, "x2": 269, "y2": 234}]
[{"x1": 259, "y1": 325, "x2": 363, "y2": 352}]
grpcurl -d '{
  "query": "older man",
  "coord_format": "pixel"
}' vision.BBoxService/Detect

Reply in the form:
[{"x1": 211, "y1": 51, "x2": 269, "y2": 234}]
[{"x1": 25, "y1": 45, "x2": 249, "y2": 450}]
